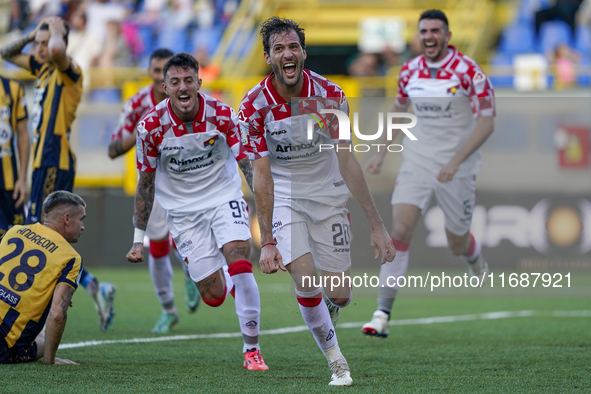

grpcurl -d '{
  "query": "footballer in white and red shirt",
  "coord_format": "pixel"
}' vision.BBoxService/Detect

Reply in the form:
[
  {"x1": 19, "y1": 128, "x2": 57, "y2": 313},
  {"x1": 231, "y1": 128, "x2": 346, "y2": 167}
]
[
  {"x1": 240, "y1": 17, "x2": 395, "y2": 387},
  {"x1": 128, "y1": 53, "x2": 268, "y2": 371},
  {"x1": 362, "y1": 10, "x2": 495, "y2": 339},
  {"x1": 109, "y1": 49, "x2": 204, "y2": 334}
]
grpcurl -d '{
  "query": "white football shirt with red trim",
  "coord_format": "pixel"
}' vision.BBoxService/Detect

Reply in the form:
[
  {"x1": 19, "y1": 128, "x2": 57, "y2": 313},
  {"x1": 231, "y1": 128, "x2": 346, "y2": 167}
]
[
  {"x1": 111, "y1": 85, "x2": 156, "y2": 142},
  {"x1": 136, "y1": 93, "x2": 246, "y2": 215},
  {"x1": 238, "y1": 69, "x2": 350, "y2": 207},
  {"x1": 396, "y1": 46, "x2": 495, "y2": 177}
]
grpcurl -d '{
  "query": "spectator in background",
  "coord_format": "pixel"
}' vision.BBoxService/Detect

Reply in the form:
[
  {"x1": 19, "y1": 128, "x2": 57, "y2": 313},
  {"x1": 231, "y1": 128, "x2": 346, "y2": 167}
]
[
  {"x1": 550, "y1": 43, "x2": 581, "y2": 88},
  {"x1": 9, "y1": 0, "x2": 30, "y2": 32},
  {"x1": 535, "y1": 0, "x2": 584, "y2": 36},
  {"x1": 98, "y1": 20, "x2": 133, "y2": 68},
  {"x1": 347, "y1": 52, "x2": 380, "y2": 76},
  {"x1": 66, "y1": 10, "x2": 101, "y2": 74}
]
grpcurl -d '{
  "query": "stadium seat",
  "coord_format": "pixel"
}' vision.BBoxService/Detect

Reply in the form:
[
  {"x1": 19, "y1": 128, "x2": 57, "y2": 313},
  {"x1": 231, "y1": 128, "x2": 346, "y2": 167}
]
[
  {"x1": 138, "y1": 25, "x2": 156, "y2": 57},
  {"x1": 575, "y1": 25, "x2": 591, "y2": 56},
  {"x1": 498, "y1": 23, "x2": 536, "y2": 55},
  {"x1": 538, "y1": 21, "x2": 573, "y2": 54},
  {"x1": 89, "y1": 88, "x2": 122, "y2": 103},
  {"x1": 157, "y1": 28, "x2": 189, "y2": 54},
  {"x1": 489, "y1": 52, "x2": 514, "y2": 88},
  {"x1": 516, "y1": 0, "x2": 551, "y2": 24}
]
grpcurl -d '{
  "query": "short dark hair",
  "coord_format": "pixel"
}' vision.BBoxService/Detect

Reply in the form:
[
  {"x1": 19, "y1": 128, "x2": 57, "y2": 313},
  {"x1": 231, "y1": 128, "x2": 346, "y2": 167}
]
[
  {"x1": 43, "y1": 191, "x2": 85, "y2": 216},
  {"x1": 260, "y1": 17, "x2": 305, "y2": 54},
  {"x1": 163, "y1": 52, "x2": 199, "y2": 80},
  {"x1": 419, "y1": 9, "x2": 449, "y2": 30},
  {"x1": 39, "y1": 22, "x2": 70, "y2": 47},
  {"x1": 150, "y1": 48, "x2": 174, "y2": 63}
]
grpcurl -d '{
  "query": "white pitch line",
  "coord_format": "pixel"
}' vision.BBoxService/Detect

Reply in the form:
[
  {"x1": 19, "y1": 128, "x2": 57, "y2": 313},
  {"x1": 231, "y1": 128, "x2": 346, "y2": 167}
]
[{"x1": 58, "y1": 310, "x2": 591, "y2": 350}]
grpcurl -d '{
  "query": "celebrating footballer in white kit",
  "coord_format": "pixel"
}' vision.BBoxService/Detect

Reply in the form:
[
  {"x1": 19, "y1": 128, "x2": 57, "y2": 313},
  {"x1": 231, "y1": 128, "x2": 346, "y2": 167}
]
[
  {"x1": 362, "y1": 9, "x2": 495, "y2": 339},
  {"x1": 126, "y1": 52, "x2": 268, "y2": 371},
  {"x1": 239, "y1": 17, "x2": 395, "y2": 387},
  {"x1": 108, "y1": 48, "x2": 200, "y2": 334}
]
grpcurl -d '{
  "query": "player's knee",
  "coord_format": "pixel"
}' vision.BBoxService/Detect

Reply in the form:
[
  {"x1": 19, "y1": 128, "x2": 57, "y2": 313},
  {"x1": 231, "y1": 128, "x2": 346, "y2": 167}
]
[
  {"x1": 201, "y1": 287, "x2": 227, "y2": 307},
  {"x1": 223, "y1": 241, "x2": 251, "y2": 263},
  {"x1": 328, "y1": 296, "x2": 351, "y2": 308},
  {"x1": 297, "y1": 296, "x2": 322, "y2": 307},
  {"x1": 392, "y1": 222, "x2": 413, "y2": 242},
  {"x1": 228, "y1": 260, "x2": 252, "y2": 276},
  {"x1": 149, "y1": 239, "x2": 170, "y2": 258}
]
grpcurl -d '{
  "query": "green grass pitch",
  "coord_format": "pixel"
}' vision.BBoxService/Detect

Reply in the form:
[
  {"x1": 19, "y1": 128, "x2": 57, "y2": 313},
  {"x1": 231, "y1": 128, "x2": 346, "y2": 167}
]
[{"x1": 1, "y1": 267, "x2": 590, "y2": 393}]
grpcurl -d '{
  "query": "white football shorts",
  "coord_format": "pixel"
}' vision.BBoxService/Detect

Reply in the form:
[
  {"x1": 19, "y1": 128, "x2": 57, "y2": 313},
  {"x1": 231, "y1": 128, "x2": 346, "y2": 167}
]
[
  {"x1": 391, "y1": 160, "x2": 476, "y2": 236},
  {"x1": 272, "y1": 199, "x2": 352, "y2": 273},
  {"x1": 167, "y1": 198, "x2": 251, "y2": 283}
]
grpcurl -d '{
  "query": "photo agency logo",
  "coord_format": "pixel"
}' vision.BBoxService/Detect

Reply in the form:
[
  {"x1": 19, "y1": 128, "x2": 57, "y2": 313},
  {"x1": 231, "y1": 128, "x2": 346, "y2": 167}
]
[{"x1": 305, "y1": 109, "x2": 418, "y2": 152}]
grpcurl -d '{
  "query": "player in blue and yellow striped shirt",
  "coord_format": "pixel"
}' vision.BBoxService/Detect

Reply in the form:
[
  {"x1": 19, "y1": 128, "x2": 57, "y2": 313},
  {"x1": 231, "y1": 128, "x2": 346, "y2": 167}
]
[
  {"x1": 0, "y1": 191, "x2": 84, "y2": 364},
  {"x1": 1, "y1": 17, "x2": 116, "y2": 331},
  {"x1": 0, "y1": 17, "x2": 82, "y2": 224},
  {"x1": 0, "y1": 74, "x2": 30, "y2": 238}
]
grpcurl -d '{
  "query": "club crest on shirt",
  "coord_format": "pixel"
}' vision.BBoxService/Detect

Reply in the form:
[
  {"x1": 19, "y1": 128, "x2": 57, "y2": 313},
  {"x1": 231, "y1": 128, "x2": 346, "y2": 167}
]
[
  {"x1": 446, "y1": 84, "x2": 460, "y2": 95},
  {"x1": 204, "y1": 135, "x2": 219, "y2": 147}
]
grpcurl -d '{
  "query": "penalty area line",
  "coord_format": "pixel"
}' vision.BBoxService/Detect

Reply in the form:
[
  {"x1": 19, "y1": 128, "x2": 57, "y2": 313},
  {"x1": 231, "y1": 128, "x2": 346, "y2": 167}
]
[{"x1": 59, "y1": 309, "x2": 591, "y2": 350}]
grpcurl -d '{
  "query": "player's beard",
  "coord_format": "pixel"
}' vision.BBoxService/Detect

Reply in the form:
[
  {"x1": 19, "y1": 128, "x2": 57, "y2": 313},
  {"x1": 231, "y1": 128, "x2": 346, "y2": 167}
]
[{"x1": 271, "y1": 61, "x2": 303, "y2": 87}]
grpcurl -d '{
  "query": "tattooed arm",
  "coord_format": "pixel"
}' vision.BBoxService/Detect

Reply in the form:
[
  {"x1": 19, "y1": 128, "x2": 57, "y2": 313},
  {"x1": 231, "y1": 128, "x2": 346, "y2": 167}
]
[
  {"x1": 108, "y1": 132, "x2": 136, "y2": 159},
  {"x1": 126, "y1": 171, "x2": 156, "y2": 263},
  {"x1": 43, "y1": 283, "x2": 75, "y2": 364},
  {"x1": 237, "y1": 157, "x2": 254, "y2": 193},
  {"x1": 0, "y1": 28, "x2": 36, "y2": 70}
]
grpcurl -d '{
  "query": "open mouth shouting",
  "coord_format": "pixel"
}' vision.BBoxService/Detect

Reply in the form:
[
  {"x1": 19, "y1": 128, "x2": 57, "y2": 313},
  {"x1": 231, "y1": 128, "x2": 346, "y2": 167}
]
[
  {"x1": 283, "y1": 61, "x2": 297, "y2": 80},
  {"x1": 178, "y1": 93, "x2": 191, "y2": 108},
  {"x1": 423, "y1": 41, "x2": 439, "y2": 58}
]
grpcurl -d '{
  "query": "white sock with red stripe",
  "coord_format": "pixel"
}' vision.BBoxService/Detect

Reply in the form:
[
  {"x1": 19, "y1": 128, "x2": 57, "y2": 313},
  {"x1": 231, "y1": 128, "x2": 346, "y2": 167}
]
[
  {"x1": 148, "y1": 239, "x2": 175, "y2": 314},
  {"x1": 377, "y1": 238, "x2": 409, "y2": 315},
  {"x1": 297, "y1": 290, "x2": 338, "y2": 356},
  {"x1": 461, "y1": 233, "x2": 482, "y2": 264},
  {"x1": 228, "y1": 260, "x2": 260, "y2": 353}
]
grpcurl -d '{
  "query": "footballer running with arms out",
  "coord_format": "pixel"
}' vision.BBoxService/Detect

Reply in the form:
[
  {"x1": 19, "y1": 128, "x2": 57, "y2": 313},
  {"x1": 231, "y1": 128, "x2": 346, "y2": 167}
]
[
  {"x1": 108, "y1": 48, "x2": 200, "y2": 334},
  {"x1": 0, "y1": 73, "x2": 30, "y2": 240},
  {"x1": 362, "y1": 9, "x2": 495, "y2": 338},
  {"x1": 0, "y1": 16, "x2": 116, "y2": 332},
  {"x1": 126, "y1": 53, "x2": 268, "y2": 371},
  {"x1": 239, "y1": 17, "x2": 395, "y2": 386},
  {"x1": 0, "y1": 191, "x2": 87, "y2": 364}
]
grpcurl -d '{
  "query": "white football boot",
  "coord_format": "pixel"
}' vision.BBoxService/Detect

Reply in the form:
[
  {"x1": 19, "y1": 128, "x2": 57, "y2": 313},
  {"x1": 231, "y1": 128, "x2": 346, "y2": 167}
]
[{"x1": 361, "y1": 310, "x2": 389, "y2": 338}]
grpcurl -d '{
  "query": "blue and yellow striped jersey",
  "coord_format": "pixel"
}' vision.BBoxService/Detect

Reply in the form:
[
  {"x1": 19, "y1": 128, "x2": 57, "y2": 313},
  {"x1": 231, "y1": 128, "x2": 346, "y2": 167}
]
[
  {"x1": 0, "y1": 223, "x2": 81, "y2": 348},
  {"x1": 28, "y1": 55, "x2": 83, "y2": 171},
  {"x1": 0, "y1": 76, "x2": 27, "y2": 191}
]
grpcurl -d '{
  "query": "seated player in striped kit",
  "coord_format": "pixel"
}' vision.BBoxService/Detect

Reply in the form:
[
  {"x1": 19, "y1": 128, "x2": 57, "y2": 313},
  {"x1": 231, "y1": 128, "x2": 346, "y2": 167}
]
[
  {"x1": 0, "y1": 191, "x2": 86, "y2": 364},
  {"x1": 0, "y1": 16, "x2": 116, "y2": 332}
]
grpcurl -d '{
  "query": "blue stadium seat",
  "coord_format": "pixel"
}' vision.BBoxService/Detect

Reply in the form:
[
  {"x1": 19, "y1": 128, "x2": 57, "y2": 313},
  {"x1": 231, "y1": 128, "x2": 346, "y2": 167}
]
[
  {"x1": 488, "y1": 52, "x2": 514, "y2": 88},
  {"x1": 89, "y1": 88, "x2": 122, "y2": 103},
  {"x1": 498, "y1": 23, "x2": 536, "y2": 55},
  {"x1": 157, "y1": 28, "x2": 188, "y2": 54},
  {"x1": 192, "y1": 25, "x2": 224, "y2": 56},
  {"x1": 575, "y1": 25, "x2": 591, "y2": 56},
  {"x1": 138, "y1": 25, "x2": 157, "y2": 57},
  {"x1": 517, "y1": 0, "x2": 551, "y2": 24},
  {"x1": 538, "y1": 20, "x2": 573, "y2": 54}
]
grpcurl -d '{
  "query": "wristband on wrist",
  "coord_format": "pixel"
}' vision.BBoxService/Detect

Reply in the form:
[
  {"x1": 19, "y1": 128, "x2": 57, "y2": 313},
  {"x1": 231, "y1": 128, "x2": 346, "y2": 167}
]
[
  {"x1": 133, "y1": 228, "x2": 146, "y2": 244},
  {"x1": 261, "y1": 242, "x2": 275, "y2": 249}
]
